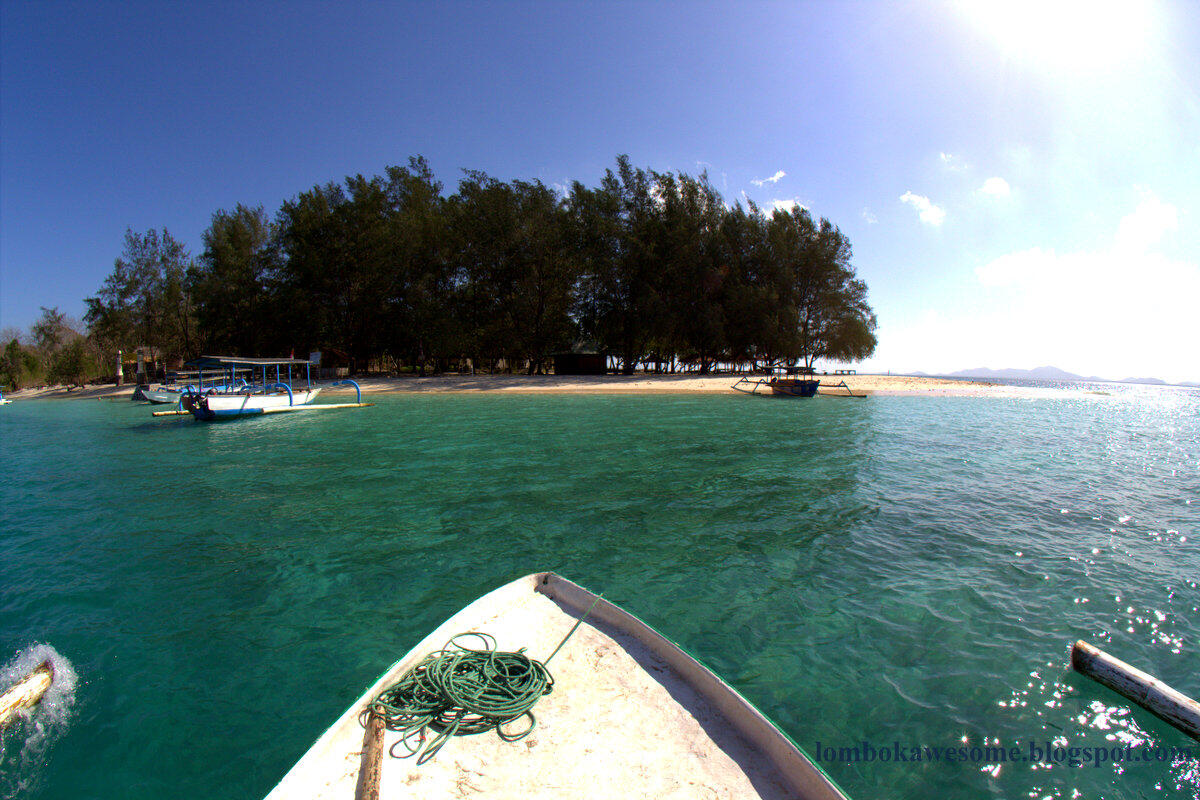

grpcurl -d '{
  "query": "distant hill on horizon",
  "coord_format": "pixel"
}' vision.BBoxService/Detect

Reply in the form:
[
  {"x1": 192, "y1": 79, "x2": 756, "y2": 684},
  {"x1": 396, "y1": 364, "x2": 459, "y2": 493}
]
[{"x1": 935, "y1": 366, "x2": 1196, "y2": 387}]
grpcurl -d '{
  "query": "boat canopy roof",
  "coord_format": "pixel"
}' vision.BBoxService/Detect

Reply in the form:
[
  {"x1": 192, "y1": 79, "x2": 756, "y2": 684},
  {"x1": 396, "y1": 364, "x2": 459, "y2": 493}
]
[
  {"x1": 170, "y1": 366, "x2": 252, "y2": 377},
  {"x1": 186, "y1": 355, "x2": 314, "y2": 368}
]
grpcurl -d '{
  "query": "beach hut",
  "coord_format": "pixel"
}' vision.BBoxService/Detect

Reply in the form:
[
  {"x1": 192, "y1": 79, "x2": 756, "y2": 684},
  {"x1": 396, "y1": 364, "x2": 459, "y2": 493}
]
[{"x1": 552, "y1": 343, "x2": 608, "y2": 375}]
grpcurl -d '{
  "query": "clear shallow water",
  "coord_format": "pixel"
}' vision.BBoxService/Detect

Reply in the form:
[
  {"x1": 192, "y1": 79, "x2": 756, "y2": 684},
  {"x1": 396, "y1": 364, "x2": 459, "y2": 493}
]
[{"x1": 1, "y1": 390, "x2": 1197, "y2": 799}]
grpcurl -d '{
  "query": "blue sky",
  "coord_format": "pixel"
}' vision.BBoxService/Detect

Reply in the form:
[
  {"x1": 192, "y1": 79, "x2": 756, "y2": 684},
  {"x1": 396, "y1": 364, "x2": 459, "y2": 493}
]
[{"x1": 2, "y1": 1, "x2": 1197, "y2": 381}]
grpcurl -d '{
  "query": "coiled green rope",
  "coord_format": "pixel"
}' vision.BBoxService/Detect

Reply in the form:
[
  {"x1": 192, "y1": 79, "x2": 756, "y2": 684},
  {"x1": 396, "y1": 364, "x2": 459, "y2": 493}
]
[{"x1": 364, "y1": 595, "x2": 600, "y2": 764}]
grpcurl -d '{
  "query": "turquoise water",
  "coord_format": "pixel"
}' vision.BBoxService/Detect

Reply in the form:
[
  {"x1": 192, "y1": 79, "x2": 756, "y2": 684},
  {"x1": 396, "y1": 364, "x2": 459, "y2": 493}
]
[{"x1": 1, "y1": 390, "x2": 1197, "y2": 799}]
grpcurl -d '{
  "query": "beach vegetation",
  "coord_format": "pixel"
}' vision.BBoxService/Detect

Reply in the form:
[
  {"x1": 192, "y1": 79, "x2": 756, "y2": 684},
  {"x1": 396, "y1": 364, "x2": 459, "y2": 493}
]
[
  {"x1": 451, "y1": 172, "x2": 577, "y2": 374},
  {"x1": 17, "y1": 307, "x2": 100, "y2": 388},
  {"x1": 84, "y1": 229, "x2": 196, "y2": 367},
  {"x1": 189, "y1": 205, "x2": 278, "y2": 356},
  {"x1": 1, "y1": 338, "x2": 42, "y2": 390},
  {"x1": 61, "y1": 156, "x2": 876, "y2": 379},
  {"x1": 46, "y1": 336, "x2": 101, "y2": 387}
]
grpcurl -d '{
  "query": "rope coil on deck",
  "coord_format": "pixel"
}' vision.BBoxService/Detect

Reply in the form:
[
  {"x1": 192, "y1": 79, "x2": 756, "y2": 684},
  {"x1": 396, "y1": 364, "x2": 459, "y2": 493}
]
[
  {"x1": 362, "y1": 595, "x2": 602, "y2": 764},
  {"x1": 365, "y1": 633, "x2": 552, "y2": 764}
]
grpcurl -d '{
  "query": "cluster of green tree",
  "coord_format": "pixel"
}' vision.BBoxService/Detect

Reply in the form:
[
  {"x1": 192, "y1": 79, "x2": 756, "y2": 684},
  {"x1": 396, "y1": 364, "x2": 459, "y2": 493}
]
[
  {"x1": 75, "y1": 155, "x2": 876, "y2": 377},
  {"x1": 1, "y1": 308, "x2": 102, "y2": 390}
]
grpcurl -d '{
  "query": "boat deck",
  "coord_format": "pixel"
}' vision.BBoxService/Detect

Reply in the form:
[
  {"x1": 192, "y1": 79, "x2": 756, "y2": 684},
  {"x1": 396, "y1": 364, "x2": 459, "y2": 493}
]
[{"x1": 267, "y1": 573, "x2": 846, "y2": 799}]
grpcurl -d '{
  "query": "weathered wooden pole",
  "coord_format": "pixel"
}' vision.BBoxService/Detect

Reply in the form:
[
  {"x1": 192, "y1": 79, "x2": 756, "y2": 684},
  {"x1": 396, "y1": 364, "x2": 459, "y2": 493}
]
[
  {"x1": 354, "y1": 710, "x2": 385, "y2": 800},
  {"x1": 1071, "y1": 640, "x2": 1200, "y2": 741},
  {"x1": 0, "y1": 661, "x2": 53, "y2": 728}
]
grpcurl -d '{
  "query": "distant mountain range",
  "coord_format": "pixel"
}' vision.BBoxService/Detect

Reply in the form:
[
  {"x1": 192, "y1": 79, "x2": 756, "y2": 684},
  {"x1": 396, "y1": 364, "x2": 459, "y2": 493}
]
[{"x1": 916, "y1": 365, "x2": 1198, "y2": 387}]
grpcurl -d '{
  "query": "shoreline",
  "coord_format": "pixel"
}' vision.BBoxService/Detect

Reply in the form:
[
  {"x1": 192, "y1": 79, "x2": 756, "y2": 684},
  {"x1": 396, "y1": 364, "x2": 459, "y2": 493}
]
[{"x1": 2, "y1": 373, "x2": 1107, "y2": 400}]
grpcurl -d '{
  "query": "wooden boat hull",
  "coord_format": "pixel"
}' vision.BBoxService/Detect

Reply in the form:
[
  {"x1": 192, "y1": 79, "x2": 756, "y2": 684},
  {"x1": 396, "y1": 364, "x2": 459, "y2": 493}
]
[
  {"x1": 141, "y1": 388, "x2": 182, "y2": 404},
  {"x1": 769, "y1": 379, "x2": 820, "y2": 397},
  {"x1": 266, "y1": 572, "x2": 848, "y2": 800}
]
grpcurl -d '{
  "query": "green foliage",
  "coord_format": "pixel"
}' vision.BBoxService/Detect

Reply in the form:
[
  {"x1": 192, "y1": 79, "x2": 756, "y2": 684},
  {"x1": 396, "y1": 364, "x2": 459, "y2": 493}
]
[
  {"x1": 75, "y1": 154, "x2": 876, "y2": 376},
  {"x1": 84, "y1": 229, "x2": 196, "y2": 363},
  {"x1": 31, "y1": 306, "x2": 71, "y2": 354},
  {"x1": 568, "y1": 156, "x2": 672, "y2": 374},
  {"x1": 189, "y1": 205, "x2": 276, "y2": 355},
  {"x1": 450, "y1": 173, "x2": 576, "y2": 372},
  {"x1": 0, "y1": 338, "x2": 41, "y2": 390},
  {"x1": 47, "y1": 336, "x2": 99, "y2": 386}
]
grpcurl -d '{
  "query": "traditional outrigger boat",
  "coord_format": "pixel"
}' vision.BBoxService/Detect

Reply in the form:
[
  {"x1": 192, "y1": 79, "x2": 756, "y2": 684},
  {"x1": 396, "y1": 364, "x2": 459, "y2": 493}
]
[
  {"x1": 151, "y1": 356, "x2": 371, "y2": 421},
  {"x1": 136, "y1": 367, "x2": 253, "y2": 404},
  {"x1": 732, "y1": 365, "x2": 822, "y2": 397},
  {"x1": 182, "y1": 356, "x2": 320, "y2": 420},
  {"x1": 267, "y1": 573, "x2": 849, "y2": 800},
  {"x1": 732, "y1": 366, "x2": 866, "y2": 399}
]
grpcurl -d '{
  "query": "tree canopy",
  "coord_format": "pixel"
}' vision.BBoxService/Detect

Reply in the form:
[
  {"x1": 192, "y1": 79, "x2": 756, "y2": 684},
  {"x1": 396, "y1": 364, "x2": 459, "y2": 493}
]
[{"x1": 69, "y1": 155, "x2": 876, "y2": 379}]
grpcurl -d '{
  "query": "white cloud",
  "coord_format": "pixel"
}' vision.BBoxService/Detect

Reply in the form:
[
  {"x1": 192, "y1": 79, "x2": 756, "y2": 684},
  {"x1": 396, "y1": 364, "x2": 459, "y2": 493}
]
[
  {"x1": 1115, "y1": 191, "x2": 1177, "y2": 252},
  {"x1": 978, "y1": 177, "x2": 1011, "y2": 198},
  {"x1": 772, "y1": 198, "x2": 807, "y2": 214},
  {"x1": 900, "y1": 191, "x2": 946, "y2": 225},
  {"x1": 966, "y1": 191, "x2": 1198, "y2": 382},
  {"x1": 751, "y1": 170, "x2": 786, "y2": 187},
  {"x1": 940, "y1": 152, "x2": 969, "y2": 171},
  {"x1": 977, "y1": 194, "x2": 1182, "y2": 289},
  {"x1": 861, "y1": 208, "x2": 878, "y2": 224}
]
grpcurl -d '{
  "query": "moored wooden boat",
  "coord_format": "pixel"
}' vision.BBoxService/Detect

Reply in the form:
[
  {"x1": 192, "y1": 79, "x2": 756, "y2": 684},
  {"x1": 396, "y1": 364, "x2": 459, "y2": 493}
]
[
  {"x1": 140, "y1": 386, "x2": 183, "y2": 404},
  {"x1": 732, "y1": 366, "x2": 821, "y2": 398},
  {"x1": 195, "y1": 386, "x2": 322, "y2": 418},
  {"x1": 767, "y1": 377, "x2": 821, "y2": 397},
  {"x1": 266, "y1": 572, "x2": 849, "y2": 800}
]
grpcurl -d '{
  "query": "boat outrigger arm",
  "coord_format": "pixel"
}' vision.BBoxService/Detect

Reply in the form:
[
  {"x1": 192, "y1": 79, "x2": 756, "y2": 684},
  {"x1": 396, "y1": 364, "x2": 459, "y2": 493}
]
[{"x1": 732, "y1": 368, "x2": 865, "y2": 399}]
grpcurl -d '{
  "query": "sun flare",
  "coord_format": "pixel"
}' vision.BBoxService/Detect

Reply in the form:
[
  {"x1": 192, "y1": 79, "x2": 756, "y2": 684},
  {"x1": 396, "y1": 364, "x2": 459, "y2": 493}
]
[{"x1": 956, "y1": 0, "x2": 1156, "y2": 72}]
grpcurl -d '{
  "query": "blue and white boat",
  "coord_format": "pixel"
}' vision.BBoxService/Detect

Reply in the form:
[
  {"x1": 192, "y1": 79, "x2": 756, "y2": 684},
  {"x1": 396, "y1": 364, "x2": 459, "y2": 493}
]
[
  {"x1": 178, "y1": 356, "x2": 322, "y2": 420},
  {"x1": 137, "y1": 366, "x2": 255, "y2": 404}
]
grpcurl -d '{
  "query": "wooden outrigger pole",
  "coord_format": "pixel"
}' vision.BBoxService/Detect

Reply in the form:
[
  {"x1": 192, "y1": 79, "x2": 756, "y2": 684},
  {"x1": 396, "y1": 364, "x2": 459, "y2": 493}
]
[
  {"x1": 1071, "y1": 640, "x2": 1200, "y2": 740},
  {"x1": 819, "y1": 379, "x2": 867, "y2": 399},
  {"x1": 730, "y1": 376, "x2": 772, "y2": 396},
  {"x1": 0, "y1": 661, "x2": 53, "y2": 728}
]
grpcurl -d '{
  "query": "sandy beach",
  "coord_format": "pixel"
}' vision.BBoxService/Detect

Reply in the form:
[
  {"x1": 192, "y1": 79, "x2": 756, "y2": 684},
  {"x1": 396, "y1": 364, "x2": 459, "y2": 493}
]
[{"x1": 5, "y1": 373, "x2": 1079, "y2": 400}]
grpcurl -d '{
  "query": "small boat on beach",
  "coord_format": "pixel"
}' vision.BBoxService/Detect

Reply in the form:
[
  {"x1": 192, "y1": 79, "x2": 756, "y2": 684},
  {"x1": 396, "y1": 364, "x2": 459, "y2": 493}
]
[{"x1": 266, "y1": 572, "x2": 849, "y2": 800}]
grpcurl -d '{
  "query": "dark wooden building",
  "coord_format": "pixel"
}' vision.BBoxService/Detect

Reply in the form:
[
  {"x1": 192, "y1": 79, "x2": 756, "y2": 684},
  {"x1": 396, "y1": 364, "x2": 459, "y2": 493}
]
[{"x1": 552, "y1": 349, "x2": 608, "y2": 375}]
